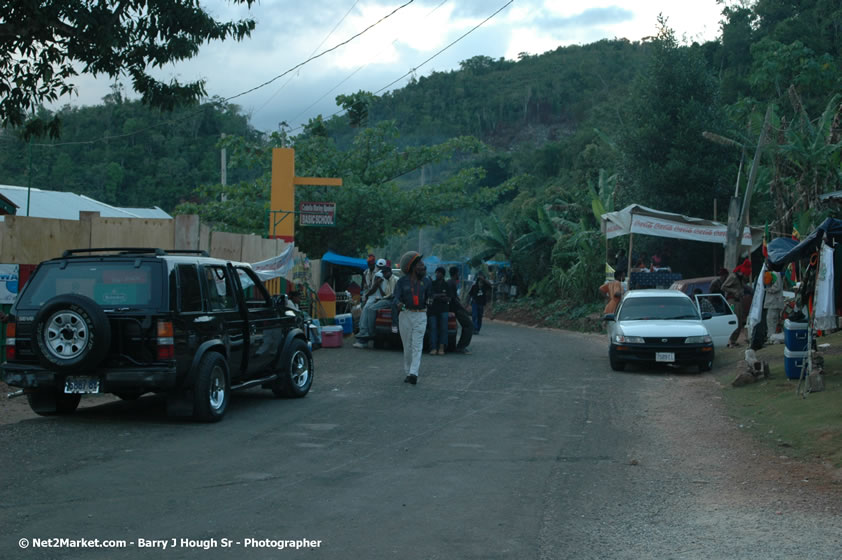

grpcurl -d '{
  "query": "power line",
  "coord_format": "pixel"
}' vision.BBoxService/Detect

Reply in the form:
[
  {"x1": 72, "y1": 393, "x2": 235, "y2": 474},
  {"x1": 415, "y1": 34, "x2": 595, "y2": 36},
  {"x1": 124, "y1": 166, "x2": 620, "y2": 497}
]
[
  {"x1": 285, "y1": 0, "x2": 451, "y2": 126},
  {"x1": 374, "y1": 0, "x2": 513, "y2": 95},
  {"x1": 253, "y1": 0, "x2": 360, "y2": 116},
  {"x1": 226, "y1": 0, "x2": 413, "y2": 103},
  {"x1": 25, "y1": 0, "x2": 414, "y2": 147},
  {"x1": 287, "y1": 0, "x2": 512, "y2": 134}
]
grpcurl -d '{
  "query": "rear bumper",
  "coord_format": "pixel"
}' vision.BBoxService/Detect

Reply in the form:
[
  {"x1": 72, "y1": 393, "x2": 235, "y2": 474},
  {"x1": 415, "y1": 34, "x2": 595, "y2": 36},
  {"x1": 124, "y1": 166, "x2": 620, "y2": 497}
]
[
  {"x1": 1, "y1": 362, "x2": 178, "y2": 391},
  {"x1": 609, "y1": 343, "x2": 714, "y2": 365}
]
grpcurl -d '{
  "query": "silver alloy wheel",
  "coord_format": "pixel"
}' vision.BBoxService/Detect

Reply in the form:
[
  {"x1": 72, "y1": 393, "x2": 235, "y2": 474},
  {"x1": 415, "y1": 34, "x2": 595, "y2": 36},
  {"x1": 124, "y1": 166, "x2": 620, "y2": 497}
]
[
  {"x1": 209, "y1": 365, "x2": 226, "y2": 411},
  {"x1": 44, "y1": 310, "x2": 89, "y2": 360},
  {"x1": 290, "y1": 351, "x2": 310, "y2": 388}
]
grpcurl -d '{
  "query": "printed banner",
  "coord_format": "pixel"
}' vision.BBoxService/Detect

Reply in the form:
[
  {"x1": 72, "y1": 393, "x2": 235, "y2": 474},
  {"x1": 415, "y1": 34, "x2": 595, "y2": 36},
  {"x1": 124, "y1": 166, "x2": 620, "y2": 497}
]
[
  {"x1": 605, "y1": 213, "x2": 753, "y2": 246},
  {"x1": 0, "y1": 264, "x2": 19, "y2": 304}
]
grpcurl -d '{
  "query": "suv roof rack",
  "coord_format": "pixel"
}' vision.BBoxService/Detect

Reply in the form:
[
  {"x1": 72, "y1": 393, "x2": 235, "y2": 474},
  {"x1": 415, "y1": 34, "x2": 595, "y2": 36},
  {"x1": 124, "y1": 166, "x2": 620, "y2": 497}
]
[{"x1": 60, "y1": 248, "x2": 210, "y2": 258}]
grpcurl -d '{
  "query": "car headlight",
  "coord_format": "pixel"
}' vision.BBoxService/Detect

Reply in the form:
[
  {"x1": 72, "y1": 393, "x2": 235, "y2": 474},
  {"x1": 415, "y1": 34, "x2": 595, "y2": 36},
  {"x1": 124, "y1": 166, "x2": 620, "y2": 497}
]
[
  {"x1": 685, "y1": 335, "x2": 712, "y2": 344},
  {"x1": 614, "y1": 334, "x2": 645, "y2": 344}
]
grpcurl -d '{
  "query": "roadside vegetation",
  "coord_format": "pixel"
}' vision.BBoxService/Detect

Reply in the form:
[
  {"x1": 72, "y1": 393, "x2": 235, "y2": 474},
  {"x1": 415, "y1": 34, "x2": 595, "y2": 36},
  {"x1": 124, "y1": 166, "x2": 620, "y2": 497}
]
[
  {"x1": 714, "y1": 336, "x2": 842, "y2": 469},
  {"x1": 1, "y1": 2, "x2": 840, "y2": 311}
]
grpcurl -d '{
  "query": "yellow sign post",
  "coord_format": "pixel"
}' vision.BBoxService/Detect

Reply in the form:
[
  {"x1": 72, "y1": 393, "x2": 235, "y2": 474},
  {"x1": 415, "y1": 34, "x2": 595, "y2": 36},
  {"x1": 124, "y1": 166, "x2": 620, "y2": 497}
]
[{"x1": 269, "y1": 148, "x2": 342, "y2": 242}]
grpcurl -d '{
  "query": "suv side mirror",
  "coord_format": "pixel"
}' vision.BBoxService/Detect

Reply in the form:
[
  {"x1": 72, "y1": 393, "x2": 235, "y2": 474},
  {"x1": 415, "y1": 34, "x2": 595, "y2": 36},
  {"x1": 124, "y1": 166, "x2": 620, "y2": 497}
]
[{"x1": 272, "y1": 294, "x2": 287, "y2": 310}]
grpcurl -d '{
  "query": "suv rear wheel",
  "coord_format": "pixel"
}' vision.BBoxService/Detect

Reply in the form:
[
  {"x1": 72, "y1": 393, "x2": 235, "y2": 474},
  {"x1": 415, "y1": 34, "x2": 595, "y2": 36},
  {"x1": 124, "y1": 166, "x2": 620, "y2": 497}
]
[
  {"x1": 32, "y1": 295, "x2": 111, "y2": 372},
  {"x1": 272, "y1": 338, "x2": 313, "y2": 398},
  {"x1": 193, "y1": 352, "x2": 229, "y2": 422}
]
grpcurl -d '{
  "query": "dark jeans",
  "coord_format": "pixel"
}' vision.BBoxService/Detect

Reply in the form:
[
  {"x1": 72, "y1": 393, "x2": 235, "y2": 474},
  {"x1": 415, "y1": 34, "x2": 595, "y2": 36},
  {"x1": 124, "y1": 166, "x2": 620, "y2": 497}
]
[
  {"x1": 428, "y1": 311, "x2": 449, "y2": 348},
  {"x1": 472, "y1": 302, "x2": 485, "y2": 333},
  {"x1": 454, "y1": 307, "x2": 473, "y2": 349}
]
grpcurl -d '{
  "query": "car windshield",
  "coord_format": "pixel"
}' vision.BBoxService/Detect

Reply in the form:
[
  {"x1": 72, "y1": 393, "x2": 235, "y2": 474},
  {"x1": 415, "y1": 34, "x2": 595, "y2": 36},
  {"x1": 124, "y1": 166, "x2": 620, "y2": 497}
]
[
  {"x1": 17, "y1": 261, "x2": 159, "y2": 308},
  {"x1": 618, "y1": 297, "x2": 700, "y2": 321}
]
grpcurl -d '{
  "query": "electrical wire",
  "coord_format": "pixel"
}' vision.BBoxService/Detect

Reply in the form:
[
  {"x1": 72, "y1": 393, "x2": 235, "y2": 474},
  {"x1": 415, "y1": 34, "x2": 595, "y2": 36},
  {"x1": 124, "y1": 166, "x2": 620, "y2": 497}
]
[
  {"x1": 285, "y1": 0, "x2": 450, "y2": 126},
  {"x1": 286, "y1": 0, "x2": 512, "y2": 134},
  {"x1": 23, "y1": 0, "x2": 414, "y2": 147},
  {"x1": 374, "y1": 0, "x2": 512, "y2": 95},
  {"x1": 253, "y1": 0, "x2": 360, "y2": 116}
]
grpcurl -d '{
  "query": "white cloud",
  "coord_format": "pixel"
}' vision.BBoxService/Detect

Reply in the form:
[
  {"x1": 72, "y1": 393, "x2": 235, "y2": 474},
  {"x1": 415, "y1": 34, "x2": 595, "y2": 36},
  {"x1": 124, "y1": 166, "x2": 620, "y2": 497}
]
[{"x1": 46, "y1": 0, "x2": 724, "y2": 131}]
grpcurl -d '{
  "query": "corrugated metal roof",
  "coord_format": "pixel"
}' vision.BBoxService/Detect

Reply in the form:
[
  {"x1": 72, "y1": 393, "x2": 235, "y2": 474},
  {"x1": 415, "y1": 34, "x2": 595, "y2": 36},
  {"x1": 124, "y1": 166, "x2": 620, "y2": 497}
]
[{"x1": 0, "y1": 185, "x2": 172, "y2": 220}]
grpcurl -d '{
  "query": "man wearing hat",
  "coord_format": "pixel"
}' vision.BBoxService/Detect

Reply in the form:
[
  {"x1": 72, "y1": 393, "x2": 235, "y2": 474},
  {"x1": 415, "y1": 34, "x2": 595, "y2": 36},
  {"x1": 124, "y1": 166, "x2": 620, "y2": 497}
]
[
  {"x1": 709, "y1": 267, "x2": 729, "y2": 295},
  {"x1": 361, "y1": 254, "x2": 377, "y2": 306},
  {"x1": 763, "y1": 269, "x2": 784, "y2": 343},
  {"x1": 723, "y1": 258, "x2": 752, "y2": 347},
  {"x1": 353, "y1": 258, "x2": 397, "y2": 348},
  {"x1": 392, "y1": 251, "x2": 432, "y2": 384}
]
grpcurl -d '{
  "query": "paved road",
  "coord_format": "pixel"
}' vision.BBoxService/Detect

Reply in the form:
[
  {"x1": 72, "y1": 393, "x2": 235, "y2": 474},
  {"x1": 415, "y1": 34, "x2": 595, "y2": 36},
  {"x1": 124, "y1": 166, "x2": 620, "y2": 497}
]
[{"x1": 1, "y1": 321, "x2": 839, "y2": 559}]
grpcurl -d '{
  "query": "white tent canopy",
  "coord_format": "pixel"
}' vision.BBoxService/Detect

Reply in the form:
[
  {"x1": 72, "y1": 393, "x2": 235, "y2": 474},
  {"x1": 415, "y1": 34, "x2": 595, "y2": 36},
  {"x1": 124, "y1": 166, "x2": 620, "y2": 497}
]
[{"x1": 601, "y1": 204, "x2": 761, "y2": 248}]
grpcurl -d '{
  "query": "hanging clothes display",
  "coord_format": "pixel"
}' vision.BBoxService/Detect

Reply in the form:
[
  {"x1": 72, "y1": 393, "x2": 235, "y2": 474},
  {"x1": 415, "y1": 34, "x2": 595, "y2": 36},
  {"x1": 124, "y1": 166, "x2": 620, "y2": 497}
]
[
  {"x1": 747, "y1": 263, "x2": 766, "y2": 338},
  {"x1": 813, "y1": 243, "x2": 836, "y2": 331}
]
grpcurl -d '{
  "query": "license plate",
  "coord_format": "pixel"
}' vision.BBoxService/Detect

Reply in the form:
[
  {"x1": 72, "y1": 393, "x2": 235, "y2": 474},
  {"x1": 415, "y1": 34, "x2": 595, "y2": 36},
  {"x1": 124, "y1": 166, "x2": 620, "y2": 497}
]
[
  {"x1": 64, "y1": 377, "x2": 100, "y2": 394},
  {"x1": 655, "y1": 352, "x2": 675, "y2": 363}
]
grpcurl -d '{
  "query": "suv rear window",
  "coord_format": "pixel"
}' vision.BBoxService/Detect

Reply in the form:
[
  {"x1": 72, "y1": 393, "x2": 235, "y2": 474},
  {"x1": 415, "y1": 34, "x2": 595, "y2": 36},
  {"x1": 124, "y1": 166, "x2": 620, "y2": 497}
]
[{"x1": 18, "y1": 261, "x2": 160, "y2": 308}]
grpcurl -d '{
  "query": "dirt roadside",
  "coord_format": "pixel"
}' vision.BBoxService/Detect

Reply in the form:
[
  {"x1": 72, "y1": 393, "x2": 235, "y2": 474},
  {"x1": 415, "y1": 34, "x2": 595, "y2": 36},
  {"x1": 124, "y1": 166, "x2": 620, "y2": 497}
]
[{"x1": 489, "y1": 311, "x2": 842, "y2": 512}]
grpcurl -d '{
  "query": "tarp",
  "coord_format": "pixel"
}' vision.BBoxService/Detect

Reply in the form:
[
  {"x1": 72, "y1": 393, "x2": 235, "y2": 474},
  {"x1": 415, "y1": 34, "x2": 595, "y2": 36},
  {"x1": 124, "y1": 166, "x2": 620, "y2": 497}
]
[
  {"x1": 766, "y1": 217, "x2": 842, "y2": 271},
  {"x1": 321, "y1": 251, "x2": 368, "y2": 270},
  {"x1": 251, "y1": 246, "x2": 296, "y2": 281},
  {"x1": 601, "y1": 204, "x2": 761, "y2": 248}
]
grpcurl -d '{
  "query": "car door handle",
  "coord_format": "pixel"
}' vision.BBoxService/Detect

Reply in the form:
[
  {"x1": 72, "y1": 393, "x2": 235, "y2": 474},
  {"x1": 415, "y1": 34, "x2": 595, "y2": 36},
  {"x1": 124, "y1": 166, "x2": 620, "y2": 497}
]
[{"x1": 729, "y1": 320, "x2": 736, "y2": 324}]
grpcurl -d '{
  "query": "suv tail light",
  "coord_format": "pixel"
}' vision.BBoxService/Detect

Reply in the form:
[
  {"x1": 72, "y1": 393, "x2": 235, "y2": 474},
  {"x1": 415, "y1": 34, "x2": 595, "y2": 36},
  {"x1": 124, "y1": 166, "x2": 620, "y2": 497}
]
[
  {"x1": 5, "y1": 322, "x2": 15, "y2": 361},
  {"x1": 157, "y1": 320, "x2": 175, "y2": 360}
]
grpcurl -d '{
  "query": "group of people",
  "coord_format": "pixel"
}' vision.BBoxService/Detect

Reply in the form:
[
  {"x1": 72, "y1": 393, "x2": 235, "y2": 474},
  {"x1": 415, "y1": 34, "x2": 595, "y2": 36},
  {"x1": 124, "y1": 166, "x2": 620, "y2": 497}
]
[
  {"x1": 352, "y1": 251, "x2": 483, "y2": 386},
  {"x1": 709, "y1": 258, "x2": 784, "y2": 347},
  {"x1": 602, "y1": 254, "x2": 785, "y2": 347}
]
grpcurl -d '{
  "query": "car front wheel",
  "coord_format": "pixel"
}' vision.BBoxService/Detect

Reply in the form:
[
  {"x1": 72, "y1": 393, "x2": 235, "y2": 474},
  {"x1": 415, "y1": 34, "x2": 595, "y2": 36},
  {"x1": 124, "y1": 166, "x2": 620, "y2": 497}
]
[{"x1": 609, "y1": 351, "x2": 626, "y2": 371}]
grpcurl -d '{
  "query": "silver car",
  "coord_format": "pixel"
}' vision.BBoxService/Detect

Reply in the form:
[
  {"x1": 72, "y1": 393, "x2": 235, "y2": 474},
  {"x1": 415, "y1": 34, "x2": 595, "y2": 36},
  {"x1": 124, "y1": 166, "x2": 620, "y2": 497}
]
[{"x1": 605, "y1": 289, "x2": 716, "y2": 372}]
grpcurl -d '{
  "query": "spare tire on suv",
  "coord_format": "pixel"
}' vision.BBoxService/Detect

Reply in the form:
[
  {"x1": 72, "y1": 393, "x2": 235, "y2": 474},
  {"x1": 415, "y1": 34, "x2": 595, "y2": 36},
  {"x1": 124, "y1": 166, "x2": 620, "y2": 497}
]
[{"x1": 32, "y1": 294, "x2": 111, "y2": 372}]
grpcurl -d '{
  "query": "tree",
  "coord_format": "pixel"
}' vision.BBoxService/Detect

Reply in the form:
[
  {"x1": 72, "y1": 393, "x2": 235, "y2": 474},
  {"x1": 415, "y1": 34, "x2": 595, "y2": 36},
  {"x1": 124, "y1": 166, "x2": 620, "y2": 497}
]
[
  {"x1": 175, "y1": 118, "x2": 501, "y2": 256},
  {"x1": 1, "y1": 0, "x2": 256, "y2": 137},
  {"x1": 621, "y1": 18, "x2": 733, "y2": 218}
]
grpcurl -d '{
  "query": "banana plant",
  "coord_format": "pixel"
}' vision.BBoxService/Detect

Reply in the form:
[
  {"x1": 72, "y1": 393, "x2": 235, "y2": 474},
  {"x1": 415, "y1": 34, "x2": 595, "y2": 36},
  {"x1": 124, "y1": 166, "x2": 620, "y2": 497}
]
[{"x1": 588, "y1": 168, "x2": 619, "y2": 225}]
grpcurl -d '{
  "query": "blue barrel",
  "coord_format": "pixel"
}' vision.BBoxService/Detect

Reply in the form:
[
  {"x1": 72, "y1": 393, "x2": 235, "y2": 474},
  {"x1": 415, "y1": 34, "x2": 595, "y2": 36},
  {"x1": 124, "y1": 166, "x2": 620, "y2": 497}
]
[{"x1": 783, "y1": 319, "x2": 808, "y2": 352}]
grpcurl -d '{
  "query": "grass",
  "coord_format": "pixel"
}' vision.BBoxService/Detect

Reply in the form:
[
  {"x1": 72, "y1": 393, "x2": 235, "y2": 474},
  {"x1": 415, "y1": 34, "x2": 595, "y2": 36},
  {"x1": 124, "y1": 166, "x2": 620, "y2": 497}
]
[{"x1": 714, "y1": 331, "x2": 842, "y2": 467}]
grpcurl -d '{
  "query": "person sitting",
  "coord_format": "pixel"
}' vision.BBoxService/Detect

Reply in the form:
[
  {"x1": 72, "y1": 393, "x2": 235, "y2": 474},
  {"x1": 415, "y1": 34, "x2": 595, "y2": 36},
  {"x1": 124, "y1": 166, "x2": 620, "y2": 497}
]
[
  {"x1": 599, "y1": 270, "x2": 626, "y2": 315},
  {"x1": 353, "y1": 259, "x2": 398, "y2": 349}
]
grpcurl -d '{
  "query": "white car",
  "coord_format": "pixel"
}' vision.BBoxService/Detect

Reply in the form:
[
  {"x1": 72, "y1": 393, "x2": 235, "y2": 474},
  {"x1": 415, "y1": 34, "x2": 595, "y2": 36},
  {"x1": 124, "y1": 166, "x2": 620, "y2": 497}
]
[{"x1": 605, "y1": 289, "x2": 723, "y2": 372}]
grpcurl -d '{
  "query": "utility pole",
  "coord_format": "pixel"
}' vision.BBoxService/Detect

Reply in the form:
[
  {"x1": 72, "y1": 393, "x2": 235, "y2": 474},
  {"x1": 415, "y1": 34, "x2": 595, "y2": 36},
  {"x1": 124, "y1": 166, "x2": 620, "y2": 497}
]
[
  {"x1": 220, "y1": 133, "x2": 227, "y2": 202},
  {"x1": 724, "y1": 105, "x2": 773, "y2": 270}
]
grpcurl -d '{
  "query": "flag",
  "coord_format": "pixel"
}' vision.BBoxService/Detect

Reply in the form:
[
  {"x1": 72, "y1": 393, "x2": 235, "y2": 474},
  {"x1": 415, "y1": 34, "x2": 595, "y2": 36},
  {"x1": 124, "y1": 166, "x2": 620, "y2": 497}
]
[
  {"x1": 762, "y1": 222, "x2": 769, "y2": 258},
  {"x1": 792, "y1": 225, "x2": 800, "y2": 240}
]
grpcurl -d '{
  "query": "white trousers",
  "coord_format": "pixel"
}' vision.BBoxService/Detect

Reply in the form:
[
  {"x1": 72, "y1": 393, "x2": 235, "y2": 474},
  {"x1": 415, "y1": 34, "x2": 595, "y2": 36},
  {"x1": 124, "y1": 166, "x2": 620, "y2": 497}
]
[{"x1": 399, "y1": 310, "x2": 427, "y2": 376}]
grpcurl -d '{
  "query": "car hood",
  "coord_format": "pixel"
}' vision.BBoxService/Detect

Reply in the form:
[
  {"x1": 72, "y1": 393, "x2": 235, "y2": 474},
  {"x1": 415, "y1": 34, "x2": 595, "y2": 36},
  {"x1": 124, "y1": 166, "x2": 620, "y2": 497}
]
[{"x1": 616, "y1": 320, "x2": 709, "y2": 338}]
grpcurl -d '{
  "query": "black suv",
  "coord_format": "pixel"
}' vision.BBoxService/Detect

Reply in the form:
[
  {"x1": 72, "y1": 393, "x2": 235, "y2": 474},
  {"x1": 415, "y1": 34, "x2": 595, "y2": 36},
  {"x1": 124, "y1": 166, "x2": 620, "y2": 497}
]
[{"x1": 1, "y1": 248, "x2": 314, "y2": 422}]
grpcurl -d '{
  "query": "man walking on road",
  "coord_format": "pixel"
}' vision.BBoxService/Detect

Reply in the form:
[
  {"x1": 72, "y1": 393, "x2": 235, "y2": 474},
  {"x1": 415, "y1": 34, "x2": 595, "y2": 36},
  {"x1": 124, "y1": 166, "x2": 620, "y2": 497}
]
[
  {"x1": 392, "y1": 251, "x2": 432, "y2": 385},
  {"x1": 448, "y1": 266, "x2": 472, "y2": 354}
]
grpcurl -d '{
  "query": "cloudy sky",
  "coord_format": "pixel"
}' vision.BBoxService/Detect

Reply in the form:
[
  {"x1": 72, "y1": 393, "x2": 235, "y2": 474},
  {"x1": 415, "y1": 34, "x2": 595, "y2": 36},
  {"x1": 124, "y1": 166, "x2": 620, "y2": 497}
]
[{"x1": 66, "y1": 0, "x2": 725, "y2": 133}]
